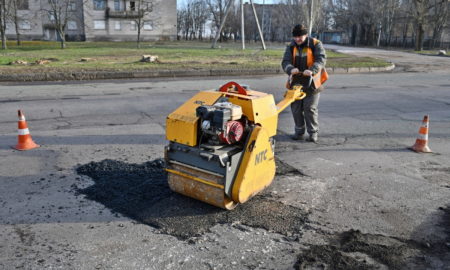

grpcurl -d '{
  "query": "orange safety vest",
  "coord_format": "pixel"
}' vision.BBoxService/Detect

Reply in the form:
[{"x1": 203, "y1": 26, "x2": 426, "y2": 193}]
[{"x1": 292, "y1": 38, "x2": 329, "y2": 89}]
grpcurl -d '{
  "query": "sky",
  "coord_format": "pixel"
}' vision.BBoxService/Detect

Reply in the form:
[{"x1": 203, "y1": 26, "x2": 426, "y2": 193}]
[{"x1": 177, "y1": 0, "x2": 279, "y2": 9}]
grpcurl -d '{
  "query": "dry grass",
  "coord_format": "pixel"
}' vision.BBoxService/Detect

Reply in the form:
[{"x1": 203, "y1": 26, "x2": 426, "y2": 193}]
[{"x1": 0, "y1": 40, "x2": 390, "y2": 74}]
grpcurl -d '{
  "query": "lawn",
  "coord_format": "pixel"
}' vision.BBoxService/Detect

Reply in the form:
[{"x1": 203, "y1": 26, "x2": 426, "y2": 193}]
[{"x1": 0, "y1": 40, "x2": 390, "y2": 75}]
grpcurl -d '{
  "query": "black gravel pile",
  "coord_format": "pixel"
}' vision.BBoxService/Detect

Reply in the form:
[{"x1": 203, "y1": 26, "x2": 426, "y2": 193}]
[{"x1": 76, "y1": 159, "x2": 309, "y2": 240}]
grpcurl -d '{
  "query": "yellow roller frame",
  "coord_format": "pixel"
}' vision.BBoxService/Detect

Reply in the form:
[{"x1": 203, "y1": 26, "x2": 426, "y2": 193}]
[{"x1": 231, "y1": 125, "x2": 275, "y2": 203}]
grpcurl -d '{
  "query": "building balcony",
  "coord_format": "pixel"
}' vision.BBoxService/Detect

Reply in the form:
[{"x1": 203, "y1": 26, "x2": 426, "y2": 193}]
[
  {"x1": 43, "y1": 23, "x2": 56, "y2": 29},
  {"x1": 106, "y1": 8, "x2": 144, "y2": 19}
]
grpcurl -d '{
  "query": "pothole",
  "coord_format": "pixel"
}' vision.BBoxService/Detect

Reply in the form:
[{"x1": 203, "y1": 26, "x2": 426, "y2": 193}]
[
  {"x1": 76, "y1": 159, "x2": 309, "y2": 240},
  {"x1": 295, "y1": 208, "x2": 450, "y2": 270},
  {"x1": 275, "y1": 158, "x2": 308, "y2": 176},
  {"x1": 419, "y1": 166, "x2": 450, "y2": 187},
  {"x1": 295, "y1": 229, "x2": 419, "y2": 270}
]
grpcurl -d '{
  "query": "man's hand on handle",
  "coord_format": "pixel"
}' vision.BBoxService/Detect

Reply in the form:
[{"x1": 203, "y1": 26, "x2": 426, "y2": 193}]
[
  {"x1": 291, "y1": 68, "x2": 301, "y2": 75},
  {"x1": 291, "y1": 68, "x2": 313, "y2": 76},
  {"x1": 302, "y1": 69, "x2": 313, "y2": 76}
]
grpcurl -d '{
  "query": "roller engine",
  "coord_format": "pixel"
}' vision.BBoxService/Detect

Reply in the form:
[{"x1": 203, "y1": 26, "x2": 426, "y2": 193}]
[
  {"x1": 196, "y1": 101, "x2": 245, "y2": 145},
  {"x1": 165, "y1": 82, "x2": 305, "y2": 209}
]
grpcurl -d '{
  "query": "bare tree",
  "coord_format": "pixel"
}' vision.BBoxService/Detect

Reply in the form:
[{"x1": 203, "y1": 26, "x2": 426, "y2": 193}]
[
  {"x1": 332, "y1": 0, "x2": 387, "y2": 46},
  {"x1": 178, "y1": 0, "x2": 209, "y2": 41},
  {"x1": 131, "y1": 0, "x2": 153, "y2": 48},
  {"x1": 42, "y1": 0, "x2": 80, "y2": 49},
  {"x1": 0, "y1": 0, "x2": 12, "y2": 49},
  {"x1": 177, "y1": 4, "x2": 187, "y2": 40},
  {"x1": 224, "y1": 2, "x2": 240, "y2": 41},
  {"x1": 379, "y1": 0, "x2": 401, "y2": 46},
  {"x1": 10, "y1": 0, "x2": 21, "y2": 45},
  {"x1": 190, "y1": 0, "x2": 209, "y2": 40},
  {"x1": 207, "y1": 0, "x2": 231, "y2": 42},
  {"x1": 279, "y1": 0, "x2": 308, "y2": 27},
  {"x1": 9, "y1": 0, "x2": 36, "y2": 46},
  {"x1": 410, "y1": 0, "x2": 429, "y2": 50},
  {"x1": 429, "y1": 0, "x2": 449, "y2": 48}
]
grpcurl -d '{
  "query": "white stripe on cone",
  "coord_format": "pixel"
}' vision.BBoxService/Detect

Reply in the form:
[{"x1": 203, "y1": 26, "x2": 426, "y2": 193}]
[
  {"x1": 18, "y1": 128, "x2": 30, "y2": 135},
  {"x1": 418, "y1": 133, "x2": 428, "y2": 140}
]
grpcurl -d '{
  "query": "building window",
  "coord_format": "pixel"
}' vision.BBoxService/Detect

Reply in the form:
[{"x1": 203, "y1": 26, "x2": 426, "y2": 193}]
[
  {"x1": 68, "y1": 21, "x2": 77, "y2": 30},
  {"x1": 130, "y1": 21, "x2": 136, "y2": 31},
  {"x1": 115, "y1": 21, "x2": 121, "y2": 30},
  {"x1": 68, "y1": 1, "x2": 76, "y2": 11},
  {"x1": 18, "y1": 0, "x2": 29, "y2": 10},
  {"x1": 114, "y1": 0, "x2": 121, "y2": 11},
  {"x1": 19, "y1": 21, "x2": 31, "y2": 30},
  {"x1": 130, "y1": 1, "x2": 135, "y2": 11},
  {"x1": 48, "y1": 11, "x2": 55, "y2": 21},
  {"x1": 143, "y1": 21, "x2": 152, "y2": 30},
  {"x1": 93, "y1": 0, "x2": 106, "y2": 10},
  {"x1": 94, "y1": 20, "x2": 106, "y2": 30}
]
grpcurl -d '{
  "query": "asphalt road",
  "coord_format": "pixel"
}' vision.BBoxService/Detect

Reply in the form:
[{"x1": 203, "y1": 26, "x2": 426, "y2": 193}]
[{"x1": 0, "y1": 46, "x2": 449, "y2": 269}]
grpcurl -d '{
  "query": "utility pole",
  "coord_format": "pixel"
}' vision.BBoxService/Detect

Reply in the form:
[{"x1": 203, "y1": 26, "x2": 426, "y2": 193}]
[
  {"x1": 212, "y1": 0, "x2": 266, "y2": 50},
  {"x1": 250, "y1": 0, "x2": 266, "y2": 50},
  {"x1": 241, "y1": 0, "x2": 245, "y2": 50},
  {"x1": 262, "y1": 0, "x2": 265, "y2": 41},
  {"x1": 308, "y1": 0, "x2": 314, "y2": 36}
]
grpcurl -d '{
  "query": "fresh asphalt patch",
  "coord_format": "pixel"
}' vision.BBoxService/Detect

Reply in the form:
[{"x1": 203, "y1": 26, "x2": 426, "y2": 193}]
[{"x1": 75, "y1": 159, "x2": 309, "y2": 240}]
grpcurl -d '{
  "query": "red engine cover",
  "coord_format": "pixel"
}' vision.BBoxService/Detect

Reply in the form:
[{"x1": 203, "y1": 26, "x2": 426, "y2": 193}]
[{"x1": 219, "y1": 121, "x2": 244, "y2": 144}]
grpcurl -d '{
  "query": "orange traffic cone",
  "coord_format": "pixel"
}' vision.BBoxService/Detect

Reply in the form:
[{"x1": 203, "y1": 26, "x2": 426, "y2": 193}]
[
  {"x1": 13, "y1": 110, "x2": 40, "y2": 151},
  {"x1": 410, "y1": 115, "x2": 432, "y2": 153}
]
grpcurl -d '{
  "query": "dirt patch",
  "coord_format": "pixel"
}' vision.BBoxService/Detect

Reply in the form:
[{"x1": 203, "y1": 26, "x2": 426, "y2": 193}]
[{"x1": 76, "y1": 159, "x2": 309, "y2": 240}]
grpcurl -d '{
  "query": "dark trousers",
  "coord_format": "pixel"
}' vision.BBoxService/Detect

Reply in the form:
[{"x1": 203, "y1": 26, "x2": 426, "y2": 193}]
[{"x1": 290, "y1": 92, "x2": 320, "y2": 135}]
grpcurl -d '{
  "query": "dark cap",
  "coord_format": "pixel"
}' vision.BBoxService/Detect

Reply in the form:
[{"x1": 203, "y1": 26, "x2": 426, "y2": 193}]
[{"x1": 292, "y1": 24, "x2": 308, "y2": 36}]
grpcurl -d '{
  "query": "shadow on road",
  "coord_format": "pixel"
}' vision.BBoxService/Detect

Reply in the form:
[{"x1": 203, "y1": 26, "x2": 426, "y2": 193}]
[{"x1": 0, "y1": 134, "x2": 165, "y2": 150}]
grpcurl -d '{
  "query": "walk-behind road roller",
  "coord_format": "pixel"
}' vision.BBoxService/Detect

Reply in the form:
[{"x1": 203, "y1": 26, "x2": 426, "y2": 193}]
[{"x1": 165, "y1": 81, "x2": 306, "y2": 209}]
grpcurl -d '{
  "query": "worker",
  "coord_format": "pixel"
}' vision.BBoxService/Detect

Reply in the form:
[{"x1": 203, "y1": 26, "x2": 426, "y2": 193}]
[{"x1": 281, "y1": 24, "x2": 327, "y2": 143}]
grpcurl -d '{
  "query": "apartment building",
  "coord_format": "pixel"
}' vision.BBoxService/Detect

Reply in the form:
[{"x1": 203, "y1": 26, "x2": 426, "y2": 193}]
[{"x1": 5, "y1": 0, "x2": 177, "y2": 41}]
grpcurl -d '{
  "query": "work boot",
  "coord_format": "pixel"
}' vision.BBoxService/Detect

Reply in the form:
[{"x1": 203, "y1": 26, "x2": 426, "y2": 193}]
[
  {"x1": 307, "y1": 133, "x2": 318, "y2": 143},
  {"x1": 291, "y1": 133, "x2": 305, "y2": 141}
]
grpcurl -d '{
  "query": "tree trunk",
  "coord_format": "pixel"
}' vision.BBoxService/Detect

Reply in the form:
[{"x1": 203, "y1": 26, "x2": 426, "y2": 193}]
[
  {"x1": 15, "y1": 21, "x2": 21, "y2": 46},
  {"x1": 1, "y1": 32, "x2": 6, "y2": 49},
  {"x1": 0, "y1": 0, "x2": 6, "y2": 49},
  {"x1": 137, "y1": 27, "x2": 141, "y2": 49},
  {"x1": 415, "y1": 23, "x2": 424, "y2": 51},
  {"x1": 402, "y1": 23, "x2": 408, "y2": 48},
  {"x1": 58, "y1": 29, "x2": 66, "y2": 49}
]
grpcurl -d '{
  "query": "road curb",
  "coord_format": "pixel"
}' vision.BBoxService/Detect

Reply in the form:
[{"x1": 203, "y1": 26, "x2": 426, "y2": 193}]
[{"x1": 0, "y1": 63, "x2": 395, "y2": 82}]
